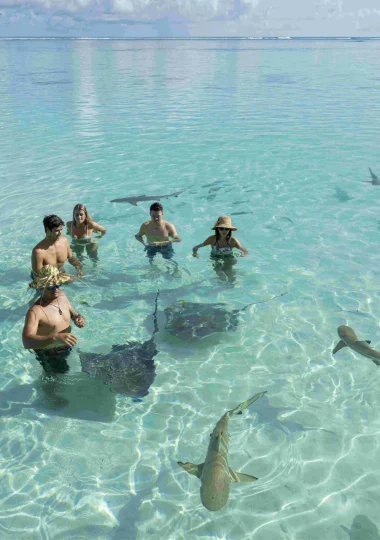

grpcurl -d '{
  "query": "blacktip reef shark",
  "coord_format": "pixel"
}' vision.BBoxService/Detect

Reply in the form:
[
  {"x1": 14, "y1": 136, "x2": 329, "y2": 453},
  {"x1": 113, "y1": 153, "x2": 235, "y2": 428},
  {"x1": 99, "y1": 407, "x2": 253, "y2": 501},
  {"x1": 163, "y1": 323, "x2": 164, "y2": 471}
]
[
  {"x1": 363, "y1": 168, "x2": 380, "y2": 186},
  {"x1": 110, "y1": 190, "x2": 185, "y2": 205},
  {"x1": 178, "y1": 391, "x2": 266, "y2": 512},
  {"x1": 333, "y1": 325, "x2": 380, "y2": 366}
]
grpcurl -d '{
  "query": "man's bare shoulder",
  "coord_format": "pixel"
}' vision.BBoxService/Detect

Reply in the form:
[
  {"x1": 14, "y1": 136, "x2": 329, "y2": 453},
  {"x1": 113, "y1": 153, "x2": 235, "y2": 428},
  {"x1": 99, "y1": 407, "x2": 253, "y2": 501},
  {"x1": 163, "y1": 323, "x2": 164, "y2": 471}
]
[
  {"x1": 27, "y1": 303, "x2": 42, "y2": 318},
  {"x1": 163, "y1": 220, "x2": 175, "y2": 228},
  {"x1": 32, "y1": 239, "x2": 48, "y2": 252},
  {"x1": 139, "y1": 220, "x2": 151, "y2": 230},
  {"x1": 164, "y1": 221, "x2": 177, "y2": 232}
]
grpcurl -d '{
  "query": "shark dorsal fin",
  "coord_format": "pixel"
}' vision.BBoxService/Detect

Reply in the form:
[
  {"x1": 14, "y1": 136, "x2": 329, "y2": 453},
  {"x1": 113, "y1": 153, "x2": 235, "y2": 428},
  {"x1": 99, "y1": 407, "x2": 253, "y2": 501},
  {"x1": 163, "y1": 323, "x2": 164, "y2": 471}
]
[
  {"x1": 357, "y1": 340, "x2": 371, "y2": 348},
  {"x1": 228, "y1": 467, "x2": 258, "y2": 483},
  {"x1": 177, "y1": 462, "x2": 203, "y2": 479}
]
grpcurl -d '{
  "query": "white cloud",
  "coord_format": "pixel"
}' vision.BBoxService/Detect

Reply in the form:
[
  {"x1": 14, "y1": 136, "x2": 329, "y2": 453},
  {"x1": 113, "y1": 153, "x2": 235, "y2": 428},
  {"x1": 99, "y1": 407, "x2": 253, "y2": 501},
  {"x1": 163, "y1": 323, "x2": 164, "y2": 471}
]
[
  {"x1": 0, "y1": 0, "x2": 242, "y2": 17},
  {"x1": 0, "y1": 0, "x2": 379, "y2": 36}
]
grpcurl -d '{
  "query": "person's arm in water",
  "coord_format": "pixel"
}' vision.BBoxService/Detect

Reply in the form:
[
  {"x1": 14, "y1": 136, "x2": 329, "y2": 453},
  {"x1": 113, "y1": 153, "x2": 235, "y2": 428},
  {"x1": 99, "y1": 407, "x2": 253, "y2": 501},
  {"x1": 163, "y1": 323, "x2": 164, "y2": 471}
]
[
  {"x1": 230, "y1": 237, "x2": 248, "y2": 257},
  {"x1": 192, "y1": 236, "x2": 214, "y2": 258},
  {"x1": 90, "y1": 220, "x2": 106, "y2": 237},
  {"x1": 168, "y1": 223, "x2": 181, "y2": 244},
  {"x1": 22, "y1": 308, "x2": 78, "y2": 349},
  {"x1": 150, "y1": 223, "x2": 181, "y2": 246},
  {"x1": 31, "y1": 248, "x2": 44, "y2": 274},
  {"x1": 66, "y1": 238, "x2": 83, "y2": 276},
  {"x1": 68, "y1": 301, "x2": 85, "y2": 328},
  {"x1": 135, "y1": 223, "x2": 147, "y2": 246}
]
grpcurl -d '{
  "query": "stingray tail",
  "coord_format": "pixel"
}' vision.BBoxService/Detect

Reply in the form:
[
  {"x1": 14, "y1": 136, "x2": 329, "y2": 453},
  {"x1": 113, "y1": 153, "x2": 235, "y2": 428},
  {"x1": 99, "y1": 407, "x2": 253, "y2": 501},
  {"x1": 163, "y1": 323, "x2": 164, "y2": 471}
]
[
  {"x1": 152, "y1": 290, "x2": 160, "y2": 335},
  {"x1": 241, "y1": 292, "x2": 288, "y2": 312}
]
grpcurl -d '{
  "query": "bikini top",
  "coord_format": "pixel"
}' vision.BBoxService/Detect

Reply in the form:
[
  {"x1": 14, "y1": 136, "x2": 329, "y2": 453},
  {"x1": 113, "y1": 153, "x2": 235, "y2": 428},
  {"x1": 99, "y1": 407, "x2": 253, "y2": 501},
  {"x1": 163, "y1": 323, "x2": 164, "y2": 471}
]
[
  {"x1": 211, "y1": 239, "x2": 233, "y2": 256},
  {"x1": 71, "y1": 222, "x2": 91, "y2": 240}
]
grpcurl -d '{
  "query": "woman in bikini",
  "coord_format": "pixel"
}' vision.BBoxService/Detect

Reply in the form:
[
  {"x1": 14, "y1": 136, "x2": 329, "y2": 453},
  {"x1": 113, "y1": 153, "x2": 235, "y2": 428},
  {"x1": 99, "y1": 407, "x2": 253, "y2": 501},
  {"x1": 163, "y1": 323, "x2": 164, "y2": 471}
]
[
  {"x1": 66, "y1": 204, "x2": 106, "y2": 262},
  {"x1": 192, "y1": 216, "x2": 248, "y2": 258},
  {"x1": 192, "y1": 216, "x2": 247, "y2": 284}
]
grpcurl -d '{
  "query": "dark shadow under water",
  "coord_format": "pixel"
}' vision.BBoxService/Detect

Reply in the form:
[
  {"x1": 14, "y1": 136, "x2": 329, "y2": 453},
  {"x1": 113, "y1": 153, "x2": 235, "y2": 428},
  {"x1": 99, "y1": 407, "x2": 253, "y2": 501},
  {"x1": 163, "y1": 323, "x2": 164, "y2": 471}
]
[
  {"x1": 210, "y1": 255, "x2": 237, "y2": 286},
  {"x1": 341, "y1": 515, "x2": 380, "y2": 540},
  {"x1": 0, "y1": 373, "x2": 116, "y2": 422}
]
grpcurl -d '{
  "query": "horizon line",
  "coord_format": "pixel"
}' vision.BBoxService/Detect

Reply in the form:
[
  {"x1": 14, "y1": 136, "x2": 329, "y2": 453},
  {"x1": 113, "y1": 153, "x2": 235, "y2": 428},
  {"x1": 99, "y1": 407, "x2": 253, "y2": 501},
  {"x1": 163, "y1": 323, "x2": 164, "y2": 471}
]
[{"x1": 0, "y1": 35, "x2": 379, "y2": 39}]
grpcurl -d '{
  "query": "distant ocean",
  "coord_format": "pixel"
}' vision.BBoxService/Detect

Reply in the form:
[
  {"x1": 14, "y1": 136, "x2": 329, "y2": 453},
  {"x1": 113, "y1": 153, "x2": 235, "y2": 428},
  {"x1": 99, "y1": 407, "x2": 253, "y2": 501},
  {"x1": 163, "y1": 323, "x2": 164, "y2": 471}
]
[{"x1": 0, "y1": 38, "x2": 380, "y2": 540}]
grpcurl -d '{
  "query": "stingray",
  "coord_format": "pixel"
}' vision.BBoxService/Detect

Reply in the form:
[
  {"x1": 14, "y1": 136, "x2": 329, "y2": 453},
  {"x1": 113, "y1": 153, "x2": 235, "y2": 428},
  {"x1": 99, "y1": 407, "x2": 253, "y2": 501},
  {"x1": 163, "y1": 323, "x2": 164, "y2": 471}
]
[
  {"x1": 79, "y1": 293, "x2": 159, "y2": 397},
  {"x1": 164, "y1": 293, "x2": 287, "y2": 343},
  {"x1": 110, "y1": 190, "x2": 184, "y2": 205}
]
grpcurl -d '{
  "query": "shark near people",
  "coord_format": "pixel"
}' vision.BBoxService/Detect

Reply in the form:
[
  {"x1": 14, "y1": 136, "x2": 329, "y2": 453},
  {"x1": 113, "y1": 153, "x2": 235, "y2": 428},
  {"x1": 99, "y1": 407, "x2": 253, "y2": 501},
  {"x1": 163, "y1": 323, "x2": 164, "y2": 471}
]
[
  {"x1": 110, "y1": 190, "x2": 185, "y2": 205},
  {"x1": 178, "y1": 391, "x2": 266, "y2": 511}
]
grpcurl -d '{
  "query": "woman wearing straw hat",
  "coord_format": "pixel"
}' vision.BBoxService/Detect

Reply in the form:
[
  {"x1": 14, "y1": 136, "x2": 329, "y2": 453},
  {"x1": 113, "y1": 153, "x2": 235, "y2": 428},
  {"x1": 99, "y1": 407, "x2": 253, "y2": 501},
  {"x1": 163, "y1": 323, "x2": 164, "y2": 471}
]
[
  {"x1": 192, "y1": 216, "x2": 248, "y2": 259},
  {"x1": 23, "y1": 266, "x2": 85, "y2": 373}
]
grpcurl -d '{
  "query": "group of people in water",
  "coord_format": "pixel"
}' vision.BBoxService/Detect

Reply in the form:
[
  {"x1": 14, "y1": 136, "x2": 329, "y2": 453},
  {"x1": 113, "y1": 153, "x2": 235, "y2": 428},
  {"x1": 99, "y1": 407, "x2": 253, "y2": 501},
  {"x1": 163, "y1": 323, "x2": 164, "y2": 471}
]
[{"x1": 22, "y1": 201, "x2": 248, "y2": 374}]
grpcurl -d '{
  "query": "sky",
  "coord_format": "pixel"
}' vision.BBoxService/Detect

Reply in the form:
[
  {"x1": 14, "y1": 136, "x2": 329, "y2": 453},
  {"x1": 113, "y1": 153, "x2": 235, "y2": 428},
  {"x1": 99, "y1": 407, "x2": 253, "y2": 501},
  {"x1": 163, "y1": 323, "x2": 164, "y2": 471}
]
[{"x1": 0, "y1": 0, "x2": 379, "y2": 38}]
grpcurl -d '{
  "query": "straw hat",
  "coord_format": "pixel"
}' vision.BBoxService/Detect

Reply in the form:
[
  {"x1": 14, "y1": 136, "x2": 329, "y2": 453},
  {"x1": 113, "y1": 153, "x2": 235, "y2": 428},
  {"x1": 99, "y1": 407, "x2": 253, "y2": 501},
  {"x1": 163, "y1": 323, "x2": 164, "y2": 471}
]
[
  {"x1": 29, "y1": 265, "x2": 72, "y2": 289},
  {"x1": 211, "y1": 216, "x2": 237, "y2": 231}
]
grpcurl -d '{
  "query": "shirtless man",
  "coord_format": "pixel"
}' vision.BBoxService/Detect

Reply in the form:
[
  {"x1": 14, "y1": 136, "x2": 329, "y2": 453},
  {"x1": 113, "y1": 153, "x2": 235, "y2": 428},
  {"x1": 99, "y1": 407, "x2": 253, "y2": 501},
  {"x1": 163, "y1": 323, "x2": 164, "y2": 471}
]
[
  {"x1": 31, "y1": 215, "x2": 83, "y2": 277},
  {"x1": 23, "y1": 266, "x2": 85, "y2": 373},
  {"x1": 135, "y1": 202, "x2": 181, "y2": 260}
]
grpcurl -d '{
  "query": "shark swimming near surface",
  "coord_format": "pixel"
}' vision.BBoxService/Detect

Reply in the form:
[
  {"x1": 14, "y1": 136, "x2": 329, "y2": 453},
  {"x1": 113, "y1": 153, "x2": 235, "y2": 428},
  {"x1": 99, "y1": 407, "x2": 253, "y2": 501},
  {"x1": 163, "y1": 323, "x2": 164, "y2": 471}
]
[
  {"x1": 178, "y1": 391, "x2": 266, "y2": 512},
  {"x1": 110, "y1": 190, "x2": 185, "y2": 205},
  {"x1": 333, "y1": 325, "x2": 380, "y2": 366},
  {"x1": 363, "y1": 168, "x2": 380, "y2": 186}
]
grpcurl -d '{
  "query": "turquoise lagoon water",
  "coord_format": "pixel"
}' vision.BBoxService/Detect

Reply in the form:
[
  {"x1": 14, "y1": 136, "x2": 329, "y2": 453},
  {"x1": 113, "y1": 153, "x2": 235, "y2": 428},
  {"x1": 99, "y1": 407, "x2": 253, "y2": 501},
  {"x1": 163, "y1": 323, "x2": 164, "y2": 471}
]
[{"x1": 0, "y1": 39, "x2": 380, "y2": 539}]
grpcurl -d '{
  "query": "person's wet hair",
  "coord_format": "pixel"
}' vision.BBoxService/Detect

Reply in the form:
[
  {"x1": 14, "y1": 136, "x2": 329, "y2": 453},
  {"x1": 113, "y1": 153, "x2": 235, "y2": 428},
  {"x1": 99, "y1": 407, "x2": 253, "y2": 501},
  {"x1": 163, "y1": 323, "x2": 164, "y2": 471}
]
[
  {"x1": 43, "y1": 215, "x2": 64, "y2": 232},
  {"x1": 73, "y1": 203, "x2": 90, "y2": 225},
  {"x1": 150, "y1": 202, "x2": 163, "y2": 213}
]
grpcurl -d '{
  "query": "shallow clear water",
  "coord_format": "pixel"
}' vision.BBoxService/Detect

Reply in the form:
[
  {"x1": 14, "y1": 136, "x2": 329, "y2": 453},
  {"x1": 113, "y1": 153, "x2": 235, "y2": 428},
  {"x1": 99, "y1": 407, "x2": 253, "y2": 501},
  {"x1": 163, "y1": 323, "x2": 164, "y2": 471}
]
[{"x1": 1, "y1": 39, "x2": 380, "y2": 539}]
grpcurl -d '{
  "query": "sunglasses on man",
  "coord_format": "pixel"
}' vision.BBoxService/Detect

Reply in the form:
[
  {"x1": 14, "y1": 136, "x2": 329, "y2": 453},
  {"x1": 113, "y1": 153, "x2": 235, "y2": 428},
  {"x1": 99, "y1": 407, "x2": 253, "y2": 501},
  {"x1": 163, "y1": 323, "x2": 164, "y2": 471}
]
[{"x1": 46, "y1": 284, "x2": 60, "y2": 291}]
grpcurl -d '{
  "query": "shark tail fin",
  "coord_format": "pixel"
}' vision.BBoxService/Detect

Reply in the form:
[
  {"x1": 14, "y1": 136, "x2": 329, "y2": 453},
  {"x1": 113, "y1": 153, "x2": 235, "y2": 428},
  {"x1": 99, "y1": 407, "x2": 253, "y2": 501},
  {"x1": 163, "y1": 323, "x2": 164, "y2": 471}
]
[
  {"x1": 229, "y1": 468, "x2": 258, "y2": 483},
  {"x1": 177, "y1": 462, "x2": 203, "y2": 479},
  {"x1": 332, "y1": 340, "x2": 347, "y2": 354},
  {"x1": 228, "y1": 391, "x2": 267, "y2": 416}
]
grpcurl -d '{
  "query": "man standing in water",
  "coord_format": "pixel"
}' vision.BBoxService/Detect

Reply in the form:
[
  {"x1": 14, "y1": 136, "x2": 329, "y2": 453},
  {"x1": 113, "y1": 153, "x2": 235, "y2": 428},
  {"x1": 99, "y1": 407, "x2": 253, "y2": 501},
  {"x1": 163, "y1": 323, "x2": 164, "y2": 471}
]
[
  {"x1": 23, "y1": 265, "x2": 85, "y2": 373},
  {"x1": 31, "y1": 215, "x2": 83, "y2": 278},
  {"x1": 135, "y1": 202, "x2": 181, "y2": 260}
]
